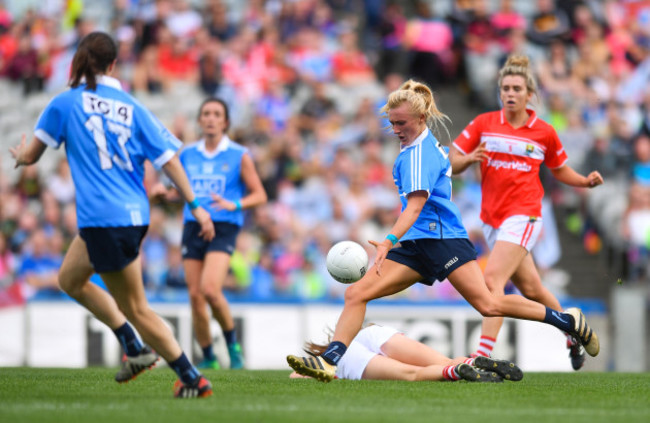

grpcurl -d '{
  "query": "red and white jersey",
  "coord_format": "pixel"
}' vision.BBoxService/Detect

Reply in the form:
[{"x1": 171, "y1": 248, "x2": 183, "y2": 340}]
[{"x1": 453, "y1": 109, "x2": 568, "y2": 228}]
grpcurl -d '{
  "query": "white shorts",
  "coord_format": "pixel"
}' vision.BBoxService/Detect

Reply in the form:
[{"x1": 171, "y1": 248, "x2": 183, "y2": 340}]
[
  {"x1": 482, "y1": 215, "x2": 543, "y2": 252},
  {"x1": 336, "y1": 325, "x2": 400, "y2": 381}
]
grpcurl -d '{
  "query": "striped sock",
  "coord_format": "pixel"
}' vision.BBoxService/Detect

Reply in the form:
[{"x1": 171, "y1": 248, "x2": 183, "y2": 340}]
[
  {"x1": 113, "y1": 322, "x2": 143, "y2": 357},
  {"x1": 322, "y1": 341, "x2": 347, "y2": 365},
  {"x1": 463, "y1": 357, "x2": 475, "y2": 366},
  {"x1": 443, "y1": 365, "x2": 461, "y2": 381},
  {"x1": 543, "y1": 308, "x2": 574, "y2": 333},
  {"x1": 169, "y1": 352, "x2": 200, "y2": 386},
  {"x1": 475, "y1": 335, "x2": 497, "y2": 357}
]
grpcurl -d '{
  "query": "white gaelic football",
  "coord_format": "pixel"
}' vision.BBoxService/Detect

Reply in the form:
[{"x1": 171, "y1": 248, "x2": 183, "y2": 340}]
[{"x1": 326, "y1": 241, "x2": 369, "y2": 284}]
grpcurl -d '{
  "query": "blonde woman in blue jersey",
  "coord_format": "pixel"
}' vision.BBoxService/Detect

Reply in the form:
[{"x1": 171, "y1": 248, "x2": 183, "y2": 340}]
[
  {"x1": 10, "y1": 32, "x2": 215, "y2": 398},
  {"x1": 287, "y1": 79, "x2": 600, "y2": 382},
  {"x1": 178, "y1": 98, "x2": 267, "y2": 370}
]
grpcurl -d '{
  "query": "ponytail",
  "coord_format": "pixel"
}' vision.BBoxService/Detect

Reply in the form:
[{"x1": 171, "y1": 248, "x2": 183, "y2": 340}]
[
  {"x1": 69, "y1": 32, "x2": 118, "y2": 90},
  {"x1": 381, "y1": 79, "x2": 451, "y2": 139}
]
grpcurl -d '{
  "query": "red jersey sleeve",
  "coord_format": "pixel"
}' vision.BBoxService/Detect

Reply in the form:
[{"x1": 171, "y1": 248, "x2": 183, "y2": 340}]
[
  {"x1": 543, "y1": 127, "x2": 568, "y2": 169},
  {"x1": 453, "y1": 114, "x2": 485, "y2": 155}
]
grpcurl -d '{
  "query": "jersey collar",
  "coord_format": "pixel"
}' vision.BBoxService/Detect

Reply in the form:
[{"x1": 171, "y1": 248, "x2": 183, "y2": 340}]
[
  {"x1": 96, "y1": 75, "x2": 123, "y2": 91},
  {"x1": 400, "y1": 127, "x2": 430, "y2": 152},
  {"x1": 197, "y1": 135, "x2": 231, "y2": 158},
  {"x1": 499, "y1": 108, "x2": 538, "y2": 128}
]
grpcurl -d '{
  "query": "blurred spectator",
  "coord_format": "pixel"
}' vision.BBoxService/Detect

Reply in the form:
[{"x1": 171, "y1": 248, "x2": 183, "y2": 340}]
[
  {"x1": 566, "y1": 2, "x2": 600, "y2": 46},
  {"x1": 558, "y1": 108, "x2": 595, "y2": 172},
  {"x1": 0, "y1": 232, "x2": 15, "y2": 289},
  {"x1": 526, "y1": 0, "x2": 571, "y2": 46},
  {"x1": 132, "y1": 44, "x2": 164, "y2": 93},
  {"x1": 446, "y1": 0, "x2": 474, "y2": 44},
  {"x1": 642, "y1": 90, "x2": 650, "y2": 136},
  {"x1": 544, "y1": 93, "x2": 570, "y2": 133},
  {"x1": 256, "y1": 79, "x2": 291, "y2": 133},
  {"x1": 632, "y1": 133, "x2": 650, "y2": 185},
  {"x1": 41, "y1": 190, "x2": 61, "y2": 237},
  {"x1": 161, "y1": 244, "x2": 186, "y2": 290},
  {"x1": 14, "y1": 165, "x2": 42, "y2": 201},
  {"x1": 375, "y1": 1, "x2": 406, "y2": 80},
  {"x1": 157, "y1": 28, "x2": 199, "y2": 89},
  {"x1": 582, "y1": 133, "x2": 619, "y2": 179},
  {"x1": 3, "y1": 31, "x2": 45, "y2": 95},
  {"x1": 229, "y1": 230, "x2": 262, "y2": 292},
  {"x1": 287, "y1": 27, "x2": 333, "y2": 84},
  {"x1": 289, "y1": 256, "x2": 328, "y2": 299},
  {"x1": 134, "y1": 0, "x2": 171, "y2": 52},
  {"x1": 621, "y1": 182, "x2": 650, "y2": 281},
  {"x1": 247, "y1": 247, "x2": 276, "y2": 299},
  {"x1": 402, "y1": 0, "x2": 454, "y2": 89},
  {"x1": 198, "y1": 35, "x2": 222, "y2": 96},
  {"x1": 9, "y1": 208, "x2": 38, "y2": 253},
  {"x1": 298, "y1": 81, "x2": 336, "y2": 132},
  {"x1": 490, "y1": 0, "x2": 526, "y2": 52},
  {"x1": 47, "y1": 157, "x2": 75, "y2": 206},
  {"x1": 331, "y1": 27, "x2": 375, "y2": 87},
  {"x1": 536, "y1": 39, "x2": 579, "y2": 99},
  {"x1": 0, "y1": 12, "x2": 17, "y2": 74},
  {"x1": 461, "y1": 0, "x2": 502, "y2": 109},
  {"x1": 165, "y1": 0, "x2": 202, "y2": 39},
  {"x1": 206, "y1": 0, "x2": 238, "y2": 42},
  {"x1": 17, "y1": 228, "x2": 63, "y2": 300},
  {"x1": 141, "y1": 206, "x2": 169, "y2": 291},
  {"x1": 221, "y1": 27, "x2": 268, "y2": 103}
]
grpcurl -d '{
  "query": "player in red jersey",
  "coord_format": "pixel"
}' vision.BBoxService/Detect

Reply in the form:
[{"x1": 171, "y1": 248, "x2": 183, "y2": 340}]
[{"x1": 449, "y1": 54, "x2": 604, "y2": 370}]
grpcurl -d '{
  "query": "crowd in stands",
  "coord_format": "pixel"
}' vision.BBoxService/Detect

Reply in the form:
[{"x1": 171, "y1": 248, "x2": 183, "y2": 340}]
[{"x1": 0, "y1": 0, "x2": 649, "y2": 306}]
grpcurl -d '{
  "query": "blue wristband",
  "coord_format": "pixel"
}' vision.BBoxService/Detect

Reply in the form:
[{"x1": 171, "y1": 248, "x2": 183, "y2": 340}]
[
  {"x1": 386, "y1": 234, "x2": 398, "y2": 246},
  {"x1": 234, "y1": 200, "x2": 242, "y2": 211},
  {"x1": 188, "y1": 198, "x2": 200, "y2": 210}
]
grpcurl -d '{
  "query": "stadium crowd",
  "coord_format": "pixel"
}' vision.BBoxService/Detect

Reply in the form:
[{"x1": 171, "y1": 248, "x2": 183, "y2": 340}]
[{"x1": 0, "y1": 0, "x2": 649, "y2": 306}]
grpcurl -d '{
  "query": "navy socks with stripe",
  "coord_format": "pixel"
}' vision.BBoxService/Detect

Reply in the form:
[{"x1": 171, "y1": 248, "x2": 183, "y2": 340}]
[
  {"x1": 321, "y1": 341, "x2": 347, "y2": 365},
  {"x1": 113, "y1": 322, "x2": 143, "y2": 357},
  {"x1": 170, "y1": 353, "x2": 200, "y2": 386},
  {"x1": 543, "y1": 307, "x2": 575, "y2": 333}
]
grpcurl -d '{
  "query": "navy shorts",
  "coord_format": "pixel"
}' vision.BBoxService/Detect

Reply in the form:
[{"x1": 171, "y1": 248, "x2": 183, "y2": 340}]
[
  {"x1": 386, "y1": 238, "x2": 477, "y2": 285},
  {"x1": 80, "y1": 226, "x2": 148, "y2": 273},
  {"x1": 182, "y1": 221, "x2": 240, "y2": 260}
]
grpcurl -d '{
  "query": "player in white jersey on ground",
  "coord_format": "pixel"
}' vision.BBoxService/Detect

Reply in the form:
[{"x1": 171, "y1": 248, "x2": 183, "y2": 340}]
[{"x1": 291, "y1": 324, "x2": 523, "y2": 382}]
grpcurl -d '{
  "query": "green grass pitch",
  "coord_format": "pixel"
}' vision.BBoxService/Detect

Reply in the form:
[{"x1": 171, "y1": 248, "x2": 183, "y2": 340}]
[{"x1": 0, "y1": 368, "x2": 648, "y2": 423}]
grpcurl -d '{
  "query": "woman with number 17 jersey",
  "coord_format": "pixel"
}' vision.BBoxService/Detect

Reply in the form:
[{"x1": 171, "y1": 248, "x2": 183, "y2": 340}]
[
  {"x1": 35, "y1": 72, "x2": 178, "y2": 228},
  {"x1": 10, "y1": 32, "x2": 215, "y2": 398}
]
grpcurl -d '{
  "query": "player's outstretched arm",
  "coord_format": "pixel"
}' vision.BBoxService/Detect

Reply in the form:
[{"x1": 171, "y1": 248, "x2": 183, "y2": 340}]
[
  {"x1": 551, "y1": 164, "x2": 604, "y2": 188},
  {"x1": 10, "y1": 135, "x2": 47, "y2": 168}
]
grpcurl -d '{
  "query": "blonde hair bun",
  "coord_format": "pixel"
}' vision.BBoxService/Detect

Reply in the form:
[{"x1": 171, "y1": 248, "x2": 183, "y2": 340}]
[{"x1": 504, "y1": 54, "x2": 530, "y2": 69}]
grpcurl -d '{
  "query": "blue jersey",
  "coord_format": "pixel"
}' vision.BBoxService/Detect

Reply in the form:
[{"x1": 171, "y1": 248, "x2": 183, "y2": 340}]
[
  {"x1": 179, "y1": 136, "x2": 247, "y2": 226},
  {"x1": 34, "y1": 76, "x2": 181, "y2": 228},
  {"x1": 393, "y1": 128, "x2": 468, "y2": 241}
]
